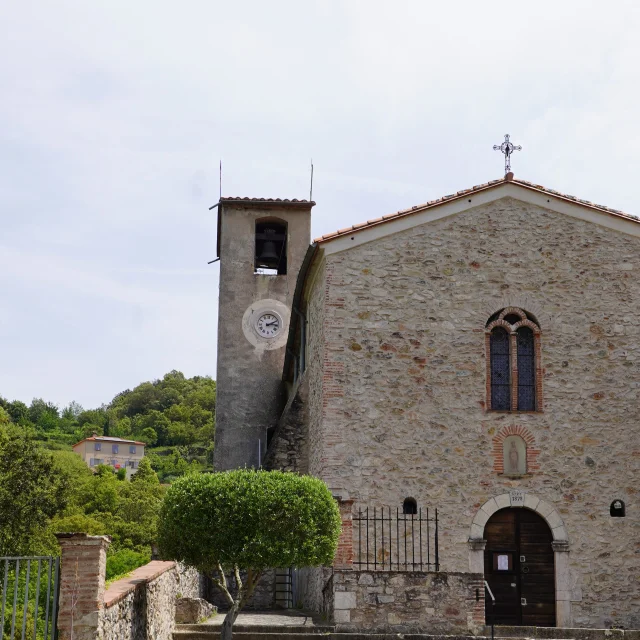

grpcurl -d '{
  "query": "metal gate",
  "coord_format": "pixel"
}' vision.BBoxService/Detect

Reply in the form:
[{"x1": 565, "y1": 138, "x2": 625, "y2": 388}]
[
  {"x1": 274, "y1": 568, "x2": 299, "y2": 609},
  {"x1": 0, "y1": 557, "x2": 60, "y2": 640}
]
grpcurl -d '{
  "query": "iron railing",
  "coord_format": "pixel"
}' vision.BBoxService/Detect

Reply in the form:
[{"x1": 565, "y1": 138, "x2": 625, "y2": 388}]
[
  {"x1": 354, "y1": 507, "x2": 439, "y2": 572},
  {"x1": 0, "y1": 557, "x2": 60, "y2": 640}
]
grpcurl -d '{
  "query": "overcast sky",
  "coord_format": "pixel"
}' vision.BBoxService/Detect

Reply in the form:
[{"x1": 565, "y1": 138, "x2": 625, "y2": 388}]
[{"x1": 1, "y1": 1, "x2": 639, "y2": 409}]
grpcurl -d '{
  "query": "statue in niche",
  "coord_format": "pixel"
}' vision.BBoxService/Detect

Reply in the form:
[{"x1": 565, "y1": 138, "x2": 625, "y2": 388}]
[
  {"x1": 509, "y1": 441, "x2": 519, "y2": 472},
  {"x1": 503, "y1": 435, "x2": 527, "y2": 475}
]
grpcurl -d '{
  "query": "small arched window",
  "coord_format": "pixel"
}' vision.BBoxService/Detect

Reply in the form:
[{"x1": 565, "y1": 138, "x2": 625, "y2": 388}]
[
  {"x1": 610, "y1": 500, "x2": 626, "y2": 517},
  {"x1": 486, "y1": 308, "x2": 541, "y2": 412},
  {"x1": 403, "y1": 497, "x2": 417, "y2": 515}
]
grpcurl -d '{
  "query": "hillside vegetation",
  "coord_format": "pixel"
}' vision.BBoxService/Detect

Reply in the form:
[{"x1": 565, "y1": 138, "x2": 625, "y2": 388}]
[
  {"x1": 0, "y1": 371, "x2": 215, "y2": 575},
  {"x1": 0, "y1": 370, "x2": 216, "y2": 482}
]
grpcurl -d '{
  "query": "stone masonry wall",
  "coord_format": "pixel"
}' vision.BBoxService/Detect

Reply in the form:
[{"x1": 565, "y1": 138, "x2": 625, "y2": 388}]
[
  {"x1": 263, "y1": 375, "x2": 309, "y2": 473},
  {"x1": 306, "y1": 257, "x2": 327, "y2": 481},
  {"x1": 331, "y1": 570, "x2": 484, "y2": 633},
  {"x1": 206, "y1": 569, "x2": 275, "y2": 611},
  {"x1": 102, "y1": 562, "x2": 205, "y2": 640},
  {"x1": 306, "y1": 197, "x2": 640, "y2": 628}
]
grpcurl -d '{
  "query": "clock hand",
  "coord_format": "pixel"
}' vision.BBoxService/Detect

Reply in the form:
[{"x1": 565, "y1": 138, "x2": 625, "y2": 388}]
[{"x1": 265, "y1": 321, "x2": 278, "y2": 327}]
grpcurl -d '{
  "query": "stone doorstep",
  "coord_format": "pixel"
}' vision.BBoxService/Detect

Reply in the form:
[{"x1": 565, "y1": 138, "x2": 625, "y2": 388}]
[
  {"x1": 173, "y1": 634, "x2": 567, "y2": 640},
  {"x1": 490, "y1": 628, "x2": 640, "y2": 640},
  {"x1": 173, "y1": 634, "x2": 510, "y2": 640}
]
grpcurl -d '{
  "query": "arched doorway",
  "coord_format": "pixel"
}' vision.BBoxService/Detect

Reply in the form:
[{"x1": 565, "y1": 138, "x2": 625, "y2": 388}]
[{"x1": 484, "y1": 508, "x2": 555, "y2": 626}]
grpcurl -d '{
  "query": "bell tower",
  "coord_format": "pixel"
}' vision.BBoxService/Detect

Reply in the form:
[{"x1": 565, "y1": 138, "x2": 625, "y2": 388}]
[{"x1": 213, "y1": 197, "x2": 313, "y2": 470}]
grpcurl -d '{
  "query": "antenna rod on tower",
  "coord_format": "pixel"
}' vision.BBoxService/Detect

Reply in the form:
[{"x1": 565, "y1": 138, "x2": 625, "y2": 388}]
[
  {"x1": 309, "y1": 158, "x2": 314, "y2": 201},
  {"x1": 219, "y1": 159, "x2": 222, "y2": 200}
]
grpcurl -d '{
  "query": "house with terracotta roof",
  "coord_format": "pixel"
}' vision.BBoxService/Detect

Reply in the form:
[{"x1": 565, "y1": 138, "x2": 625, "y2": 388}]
[
  {"x1": 72, "y1": 434, "x2": 146, "y2": 478},
  {"x1": 212, "y1": 172, "x2": 640, "y2": 630}
]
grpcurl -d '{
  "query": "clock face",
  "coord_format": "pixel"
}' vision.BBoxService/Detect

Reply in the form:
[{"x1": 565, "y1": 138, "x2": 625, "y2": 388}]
[{"x1": 255, "y1": 312, "x2": 281, "y2": 338}]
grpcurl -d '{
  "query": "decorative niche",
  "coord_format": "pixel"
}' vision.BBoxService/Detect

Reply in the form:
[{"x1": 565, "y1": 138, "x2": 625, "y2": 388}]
[
  {"x1": 492, "y1": 425, "x2": 540, "y2": 477},
  {"x1": 503, "y1": 435, "x2": 527, "y2": 476}
]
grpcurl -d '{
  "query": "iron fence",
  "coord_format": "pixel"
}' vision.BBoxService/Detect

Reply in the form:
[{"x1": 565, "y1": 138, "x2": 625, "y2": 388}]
[
  {"x1": 0, "y1": 557, "x2": 59, "y2": 640},
  {"x1": 354, "y1": 507, "x2": 439, "y2": 572}
]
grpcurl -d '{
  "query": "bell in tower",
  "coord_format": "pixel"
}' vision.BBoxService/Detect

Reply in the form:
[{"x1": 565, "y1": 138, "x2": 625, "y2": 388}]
[{"x1": 255, "y1": 221, "x2": 287, "y2": 274}]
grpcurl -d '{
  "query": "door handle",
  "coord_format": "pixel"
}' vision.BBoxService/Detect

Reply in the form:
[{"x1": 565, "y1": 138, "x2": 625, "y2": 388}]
[{"x1": 521, "y1": 598, "x2": 527, "y2": 606}]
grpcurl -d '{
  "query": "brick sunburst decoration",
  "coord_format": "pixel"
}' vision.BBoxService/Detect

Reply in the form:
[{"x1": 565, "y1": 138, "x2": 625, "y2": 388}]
[{"x1": 492, "y1": 425, "x2": 541, "y2": 475}]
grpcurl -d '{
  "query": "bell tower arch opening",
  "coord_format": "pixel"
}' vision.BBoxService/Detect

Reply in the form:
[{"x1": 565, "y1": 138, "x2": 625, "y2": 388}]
[{"x1": 255, "y1": 218, "x2": 288, "y2": 275}]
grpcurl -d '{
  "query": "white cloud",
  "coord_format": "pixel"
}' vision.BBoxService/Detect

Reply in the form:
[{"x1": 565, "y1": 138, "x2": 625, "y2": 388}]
[{"x1": 1, "y1": 0, "x2": 640, "y2": 405}]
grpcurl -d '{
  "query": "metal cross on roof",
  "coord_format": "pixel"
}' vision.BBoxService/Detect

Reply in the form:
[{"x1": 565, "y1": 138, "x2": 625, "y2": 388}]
[{"x1": 493, "y1": 134, "x2": 522, "y2": 175}]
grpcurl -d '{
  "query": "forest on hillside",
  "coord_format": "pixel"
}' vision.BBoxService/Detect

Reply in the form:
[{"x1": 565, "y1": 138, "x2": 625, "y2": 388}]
[
  {"x1": 0, "y1": 370, "x2": 216, "y2": 482},
  {"x1": 0, "y1": 371, "x2": 216, "y2": 577}
]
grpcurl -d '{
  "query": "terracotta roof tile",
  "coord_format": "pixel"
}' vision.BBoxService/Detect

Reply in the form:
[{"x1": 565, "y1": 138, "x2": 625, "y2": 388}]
[
  {"x1": 220, "y1": 197, "x2": 314, "y2": 204},
  {"x1": 313, "y1": 175, "x2": 639, "y2": 243}
]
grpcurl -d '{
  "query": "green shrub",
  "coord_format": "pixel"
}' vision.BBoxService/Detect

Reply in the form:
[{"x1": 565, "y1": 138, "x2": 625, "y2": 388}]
[
  {"x1": 106, "y1": 548, "x2": 151, "y2": 581},
  {"x1": 158, "y1": 469, "x2": 341, "y2": 639}
]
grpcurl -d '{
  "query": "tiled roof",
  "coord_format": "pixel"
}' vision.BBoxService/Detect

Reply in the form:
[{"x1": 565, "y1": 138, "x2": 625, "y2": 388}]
[
  {"x1": 220, "y1": 197, "x2": 315, "y2": 205},
  {"x1": 73, "y1": 436, "x2": 146, "y2": 446},
  {"x1": 313, "y1": 174, "x2": 639, "y2": 243}
]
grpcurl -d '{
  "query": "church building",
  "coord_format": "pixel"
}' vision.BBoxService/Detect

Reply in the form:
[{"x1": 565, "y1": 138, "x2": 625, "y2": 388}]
[{"x1": 213, "y1": 172, "x2": 639, "y2": 631}]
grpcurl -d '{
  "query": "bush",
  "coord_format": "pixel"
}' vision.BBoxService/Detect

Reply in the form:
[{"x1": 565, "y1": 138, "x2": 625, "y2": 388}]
[
  {"x1": 158, "y1": 470, "x2": 341, "y2": 639},
  {"x1": 106, "y1": 548, "x2": 151, "y2": 581}
]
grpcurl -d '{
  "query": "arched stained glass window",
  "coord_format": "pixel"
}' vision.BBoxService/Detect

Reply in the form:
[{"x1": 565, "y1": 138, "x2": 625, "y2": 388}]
[
  {"x1": 486, "y1": 307, "x2": 542, "y2": 412},
  {"x1": 490, "y1": 327, "x2": 511, "y2": 410},
  {"x1": 517, "y1": 327, "x2": 536, "y2": 411}
]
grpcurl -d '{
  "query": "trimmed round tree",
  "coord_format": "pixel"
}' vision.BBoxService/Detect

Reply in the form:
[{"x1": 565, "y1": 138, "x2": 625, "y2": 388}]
[{"x1": 158, "y1": 469, "x2": 341, "y2": 639}]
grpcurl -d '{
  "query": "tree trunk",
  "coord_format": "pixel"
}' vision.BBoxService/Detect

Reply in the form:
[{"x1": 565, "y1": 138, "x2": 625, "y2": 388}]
[{"x1": 220, "y1": 601, "x2": 240, "y2": 640}]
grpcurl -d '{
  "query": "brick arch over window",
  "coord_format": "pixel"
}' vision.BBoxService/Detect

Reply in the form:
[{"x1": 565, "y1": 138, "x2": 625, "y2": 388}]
[
  {"x1": 485, "y1": 307, "x2": 543, "y2": 412},
  {"x1": 491, "y1": 425, "x2": 541, "y2": 475}
]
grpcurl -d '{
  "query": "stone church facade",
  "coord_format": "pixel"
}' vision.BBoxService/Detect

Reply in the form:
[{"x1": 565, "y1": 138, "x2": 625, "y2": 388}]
[{"x1": 214, "y1": 175, "x2": 639, "y2": 630}]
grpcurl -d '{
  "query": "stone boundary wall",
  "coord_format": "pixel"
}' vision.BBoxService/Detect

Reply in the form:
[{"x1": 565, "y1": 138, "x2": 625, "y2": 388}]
[
  {"x1": 56, "y1": 534, "x2": 206, "y2": 640},
  {"x1": 330, "y1": 570, "x2": 484, "y2": 634},
  {"x1": 102, "y1": 561, "x2": 204, "y2": 640}
]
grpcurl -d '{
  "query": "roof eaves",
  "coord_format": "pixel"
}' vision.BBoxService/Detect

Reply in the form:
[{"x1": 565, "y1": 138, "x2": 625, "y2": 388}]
[
  {"x1": 313, "y1": 176, "x2": 639, "y2": 243},
  {"x1": 313, "y1": 179, "x2": 502, "y2": 243}
]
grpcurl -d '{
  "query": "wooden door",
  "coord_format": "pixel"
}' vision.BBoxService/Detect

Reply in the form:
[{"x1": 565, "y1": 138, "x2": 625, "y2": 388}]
[{"x1": 484, "y1": 508, "x2": 556, "y2": 626}]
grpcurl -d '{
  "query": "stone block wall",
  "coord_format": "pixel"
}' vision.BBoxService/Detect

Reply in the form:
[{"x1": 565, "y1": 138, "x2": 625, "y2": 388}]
[
  {"x1": 263, "y1": 375, "x2": 309, "y2": 473},
  {"x1": 303, "y1": 197, "x2": 640, "y2": 627},
  {"x1": 56, "y1": 534, "x2": 207, "y2": 640},
  {"x1": 102, "y1": 562, "x2": 204, "y2": 640},
  {"x1": 330, "y1": 570, "x2": 484, "y2": 633},
  {"x1": 206, "y1": 569, "x2": 276, "y2": 611}
]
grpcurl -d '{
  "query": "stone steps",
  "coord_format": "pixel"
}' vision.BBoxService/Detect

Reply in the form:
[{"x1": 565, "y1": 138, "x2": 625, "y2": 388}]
[
  {"x1": 490, "y1": 628, "x2": 640, "y2": 640},
  {"x1": 173, "y1": 622, "x2": 640, "y2": 640},
  {"x1": 174, "y1": 634, "x2": 523, "y2": 640},
  {"x1": 174, "y1": 631, "x2": 550, "y2": 640},
  {"x1": 174, "y1": 623, "x2": 334, "y2": 635}
]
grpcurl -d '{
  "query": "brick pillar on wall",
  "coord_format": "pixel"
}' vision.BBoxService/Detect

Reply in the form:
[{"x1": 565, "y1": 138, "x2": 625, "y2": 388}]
[
  {"x1": 334, "y1": 499, "x2": 354, "y2": 569},
  {"x1": 56, "y1": 533, "x2": 111, "y2": 640}
]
